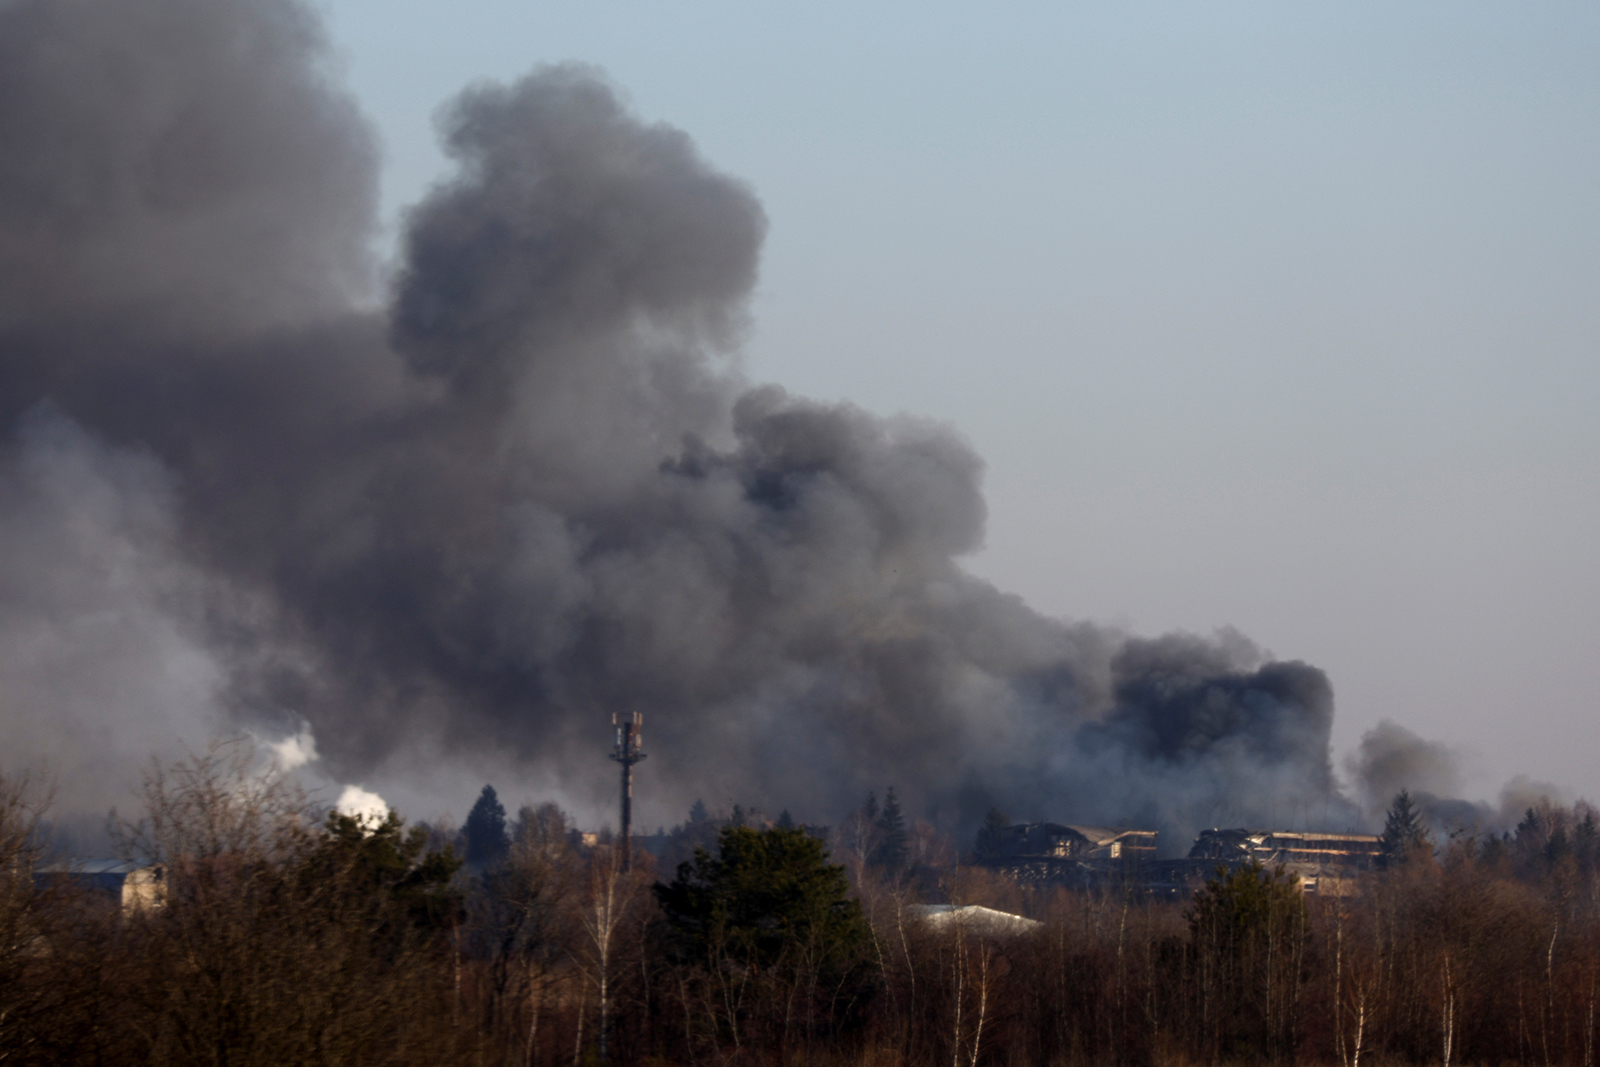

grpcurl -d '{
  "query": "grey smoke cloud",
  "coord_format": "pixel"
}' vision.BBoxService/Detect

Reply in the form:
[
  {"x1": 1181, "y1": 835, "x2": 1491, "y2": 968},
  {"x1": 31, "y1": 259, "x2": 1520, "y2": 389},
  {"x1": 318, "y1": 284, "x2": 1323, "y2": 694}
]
[
  {"x1": 0, "y1": 407, "x2": 227, "y2": 812},
  {"x1": 1, "y1": 0, "x2": 1374, "y2": 849},
  {"x1": 1344, "y1": 719, "x2": 1563, "y2": 836},
  {"x1": 1346, "y1": 719, "x2": 1463, "y2": 815},
  {"x1": 0, "y1": 0, "x2": 374, "y2": 345}
]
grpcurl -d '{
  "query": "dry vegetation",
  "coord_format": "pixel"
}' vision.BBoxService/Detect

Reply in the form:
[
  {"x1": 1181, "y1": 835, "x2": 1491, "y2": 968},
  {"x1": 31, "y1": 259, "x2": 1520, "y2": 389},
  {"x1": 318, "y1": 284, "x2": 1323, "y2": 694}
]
[{"x1": 4, "y1": 754, "x2": 1598, "y2": 1066}]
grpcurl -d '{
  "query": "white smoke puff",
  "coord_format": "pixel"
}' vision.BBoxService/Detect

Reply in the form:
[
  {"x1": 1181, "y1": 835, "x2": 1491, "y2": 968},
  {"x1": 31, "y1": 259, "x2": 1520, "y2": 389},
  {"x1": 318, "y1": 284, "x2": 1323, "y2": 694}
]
[
  {"x1": 261, "y1": 726, "x2": 318, "y2": 772},
  {"x1": 335, "y1": 784, "x2": 389, "y2": 825}
]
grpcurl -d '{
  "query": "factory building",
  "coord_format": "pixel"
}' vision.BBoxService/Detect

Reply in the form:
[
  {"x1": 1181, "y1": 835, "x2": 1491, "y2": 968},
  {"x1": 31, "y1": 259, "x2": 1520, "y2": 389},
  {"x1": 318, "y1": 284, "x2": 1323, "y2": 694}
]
[
  {"x1": 993, "y1": 823, "x2": 1158, "y2": 863},
  {"x1": 981, "y1": 823, "x2": 1158, "y2": 886},
  {"x1": 1182, "y1": 828, "x2": 1383, "y2": 893},
  {"x1": 978, "y1": 820, "x2": 1382, "y2": 895}
]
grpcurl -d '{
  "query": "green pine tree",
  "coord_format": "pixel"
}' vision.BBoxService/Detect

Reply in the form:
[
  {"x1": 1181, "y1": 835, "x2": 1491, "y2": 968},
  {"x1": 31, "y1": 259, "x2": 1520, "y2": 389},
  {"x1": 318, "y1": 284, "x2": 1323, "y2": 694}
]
[
  {"x1": 1575, "y1": 810, "x2": 1598, "y2": 875},
  {"x1": 975, "y1": 806, "x2": 1009, "y2": 861},
  {"x1": 463, "y1": 784, "x2": 509, "y2": 867},
  {"x1": 307, "y1": 809, "x2": 463, "y2": 931},
  {"x1": 1380, "y1": 788, "x2": 1430, "y2": 865},
  {"x1": 871, "y1": 786, "x2": 908, "y2": 873},
  {"x1": 655, "y1": 824, "x2": 872, "y2": 975}
]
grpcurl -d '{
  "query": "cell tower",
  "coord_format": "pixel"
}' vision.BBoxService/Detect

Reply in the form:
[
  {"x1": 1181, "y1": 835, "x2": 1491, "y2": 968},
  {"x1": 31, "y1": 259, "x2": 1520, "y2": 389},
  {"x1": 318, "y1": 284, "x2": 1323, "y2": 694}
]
[{"x1": 610, "y1": 712, "x2": 647, "y2": 872}]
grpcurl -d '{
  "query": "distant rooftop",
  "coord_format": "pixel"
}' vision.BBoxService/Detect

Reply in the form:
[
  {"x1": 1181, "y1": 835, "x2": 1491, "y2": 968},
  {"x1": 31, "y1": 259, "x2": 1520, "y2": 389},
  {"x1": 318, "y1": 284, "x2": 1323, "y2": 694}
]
[
  {"x1": 910, "y1": 904, "x2": 1041, "y2": 935},
  {"x1": 38, "y1": 859, "x2": 147, "y2": 876}
]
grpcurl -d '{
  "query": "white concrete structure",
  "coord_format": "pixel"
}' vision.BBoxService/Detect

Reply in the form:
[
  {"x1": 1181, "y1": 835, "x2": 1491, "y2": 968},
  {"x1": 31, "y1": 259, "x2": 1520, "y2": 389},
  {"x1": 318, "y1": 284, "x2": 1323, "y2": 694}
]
[{"x1": 910, "y1": 904, "x2": 1041, "y2": 936}]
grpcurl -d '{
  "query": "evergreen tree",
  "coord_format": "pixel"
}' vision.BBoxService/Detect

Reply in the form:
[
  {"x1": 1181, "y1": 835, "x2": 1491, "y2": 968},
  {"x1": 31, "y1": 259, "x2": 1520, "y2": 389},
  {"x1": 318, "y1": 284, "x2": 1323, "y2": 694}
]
[
  {"x1": 1477, "y1": 831, "x2": 1510, "y2": 869},
  {"x1": 1380, "y1": 788, "x2": 1430, "y2": 865},
  {"x1": 1576, "y1": 809, "x2": 1599, "y2": 875},
  {"x1": 463, "y1": 784, "x2": 509, "y2": 867},
  {"x1": 655, "y1": 824, "x2": 871, "y2": 974},
  {"x1": 1515, "y1": 805, "x2": 1547, "y2": 845},
  {"x1": 776, "y1": 809, "x2": 795, "y2": 829},
  {"x1": 688, "y1": 798, "x2": 709, "y2": 824},
  {"x1": 975, "y1": 806, "x2": 1010, "y2": 861},
  {"x1": 309, "y1": 809, "x2": 464, "y2": 930},
  {"x1": 1545, "y1": 826, "x2": 1572, "y2": 868},
  {"x1": 871, "y1": 786, "x2": 908, "y2": 873}
]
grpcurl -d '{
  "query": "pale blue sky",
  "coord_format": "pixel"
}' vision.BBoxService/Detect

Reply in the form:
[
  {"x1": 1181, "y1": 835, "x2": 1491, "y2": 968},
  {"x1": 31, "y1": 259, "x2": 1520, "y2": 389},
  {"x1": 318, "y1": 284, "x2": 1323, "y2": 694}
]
[{"x1": 319, "y1": 1, "x2": 1600, "y2": 803}]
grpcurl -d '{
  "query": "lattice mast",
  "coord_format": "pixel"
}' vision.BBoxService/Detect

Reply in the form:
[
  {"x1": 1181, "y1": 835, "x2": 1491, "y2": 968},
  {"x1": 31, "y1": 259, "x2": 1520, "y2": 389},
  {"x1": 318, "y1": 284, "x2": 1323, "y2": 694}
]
[{"x1": 610, "y1": 712, "x2": 647, "y2": 872}]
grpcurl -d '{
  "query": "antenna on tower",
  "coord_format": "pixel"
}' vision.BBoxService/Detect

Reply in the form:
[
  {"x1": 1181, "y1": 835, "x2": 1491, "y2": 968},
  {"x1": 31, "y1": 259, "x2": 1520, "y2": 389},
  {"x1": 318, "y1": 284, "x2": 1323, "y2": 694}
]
[{"x1": 609, "y1": 712, "x2": 647, "y2": 872}]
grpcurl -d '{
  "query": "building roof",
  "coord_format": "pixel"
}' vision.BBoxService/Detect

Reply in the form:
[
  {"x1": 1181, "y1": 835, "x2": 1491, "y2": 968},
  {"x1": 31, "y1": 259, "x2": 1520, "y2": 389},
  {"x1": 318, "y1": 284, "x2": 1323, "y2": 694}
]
[
  {"x1": 1061, "y1": 825, "x2": 1154, "y2": 844},
  {"x1": 910, "y1": 904, "x2": 1042, "y2": 935},
  {"x1": 1006, "y1": 823, "x2": 1152, "y2": 843},
  {"x1": 1193, "y1": 829, "x2": 1381, "y2": 846}
]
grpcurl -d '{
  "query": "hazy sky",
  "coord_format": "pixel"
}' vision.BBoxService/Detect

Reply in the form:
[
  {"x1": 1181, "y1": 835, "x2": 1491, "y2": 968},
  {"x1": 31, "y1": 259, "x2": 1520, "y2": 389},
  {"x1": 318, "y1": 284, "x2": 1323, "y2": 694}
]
[{"x1": 318, "y1": 0, "x2": 1600, "y2": 805}]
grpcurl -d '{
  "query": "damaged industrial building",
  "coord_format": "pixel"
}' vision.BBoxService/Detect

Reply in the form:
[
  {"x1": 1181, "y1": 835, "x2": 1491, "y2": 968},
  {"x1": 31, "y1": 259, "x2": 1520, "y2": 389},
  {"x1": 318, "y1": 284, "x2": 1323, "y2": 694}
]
[
  {"x1": 1181, "y1": 827, "x2": 1383, "y2": 893},
  {"x1": 979, "y1": 823, "x2": 1159, "y2": 886},
  {"x1": 977, "y1": 820, "x2": 1382, "y2": 894}
]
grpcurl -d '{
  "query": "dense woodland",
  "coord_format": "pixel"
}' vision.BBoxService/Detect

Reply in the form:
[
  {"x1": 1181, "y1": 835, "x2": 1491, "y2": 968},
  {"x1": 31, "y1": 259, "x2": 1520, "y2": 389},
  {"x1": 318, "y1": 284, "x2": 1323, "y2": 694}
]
[{"x1": 4, "y1": 749, "x2": 1600, "y2": 1066}]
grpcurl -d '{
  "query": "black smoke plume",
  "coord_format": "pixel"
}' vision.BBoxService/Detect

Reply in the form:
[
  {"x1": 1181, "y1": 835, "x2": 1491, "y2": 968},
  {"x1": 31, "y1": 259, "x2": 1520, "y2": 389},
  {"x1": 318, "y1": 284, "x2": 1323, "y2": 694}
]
[{"x1": 0, "y1": 0, "x2": 1364, "y2": 849}]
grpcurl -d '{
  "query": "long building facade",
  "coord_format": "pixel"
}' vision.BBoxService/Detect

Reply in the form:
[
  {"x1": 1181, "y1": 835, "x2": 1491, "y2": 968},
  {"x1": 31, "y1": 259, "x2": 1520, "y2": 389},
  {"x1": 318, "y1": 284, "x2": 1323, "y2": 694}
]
[
  {"x1": 1179, "y1": 828, "x2": 1383, "y2": 893},
  {"x1": 982, "y1": 822, "x2": 1159, "y2": 886},
  {"x1": 978, "y1": 821, "x2": 1382, "y2": 894}
]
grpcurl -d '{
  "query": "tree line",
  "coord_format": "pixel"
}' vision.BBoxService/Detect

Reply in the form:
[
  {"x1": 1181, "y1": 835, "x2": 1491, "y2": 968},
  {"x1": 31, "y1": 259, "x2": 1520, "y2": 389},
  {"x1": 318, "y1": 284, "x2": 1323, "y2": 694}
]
[{"x1": 3, "y1": 751, "x2": 1599, "y2": 1065}]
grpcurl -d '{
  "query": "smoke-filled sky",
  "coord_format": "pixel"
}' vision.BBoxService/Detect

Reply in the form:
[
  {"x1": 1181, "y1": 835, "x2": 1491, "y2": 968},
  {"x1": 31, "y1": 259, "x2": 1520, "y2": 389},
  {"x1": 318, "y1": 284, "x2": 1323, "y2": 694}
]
[
  {"x1": 320, "y1": 0, "x2": 1600, "y2": 806},
  {"x1": 1, "y1": 0, "x2": 1595, "y2": 848}
]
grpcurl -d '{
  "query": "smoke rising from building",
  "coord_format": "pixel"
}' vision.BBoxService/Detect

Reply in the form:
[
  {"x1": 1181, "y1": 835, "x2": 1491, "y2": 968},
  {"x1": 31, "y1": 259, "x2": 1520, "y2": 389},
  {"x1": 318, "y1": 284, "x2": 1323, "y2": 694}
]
[{"x1": 0, "y1": 0, "x2": 1533, "y2": 848}]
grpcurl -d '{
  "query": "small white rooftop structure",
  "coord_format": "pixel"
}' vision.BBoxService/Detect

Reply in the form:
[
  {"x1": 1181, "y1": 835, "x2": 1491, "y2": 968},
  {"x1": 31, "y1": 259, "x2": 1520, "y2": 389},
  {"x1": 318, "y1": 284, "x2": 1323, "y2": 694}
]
[{"x1": 910, "y1": 904, "x2": 1041, "y2": 935}]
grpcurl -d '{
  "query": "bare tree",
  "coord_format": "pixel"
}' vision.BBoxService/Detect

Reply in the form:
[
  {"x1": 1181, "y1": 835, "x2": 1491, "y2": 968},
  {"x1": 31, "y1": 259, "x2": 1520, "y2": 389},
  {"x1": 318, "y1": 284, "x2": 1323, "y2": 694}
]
[
  {"x1": 472, "y1": 803, "x2": 579, "y2": 1064},
  {"x1": 104, "y1": 742, "x2": 465, "y2": 1066},
  {"x1": 572, "y1": 844, "x2": 645, "y2": 1065},
  {"x1": 0, "y1": 771, "x2": 56, "y2": 1059}
]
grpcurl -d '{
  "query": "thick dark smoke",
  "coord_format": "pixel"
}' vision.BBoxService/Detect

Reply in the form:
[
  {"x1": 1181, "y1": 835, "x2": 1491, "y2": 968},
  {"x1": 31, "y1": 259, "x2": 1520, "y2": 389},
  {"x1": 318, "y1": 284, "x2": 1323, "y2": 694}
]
[{"x1": 0, "y1": 0, "x2": 1372, "y2": 850}]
